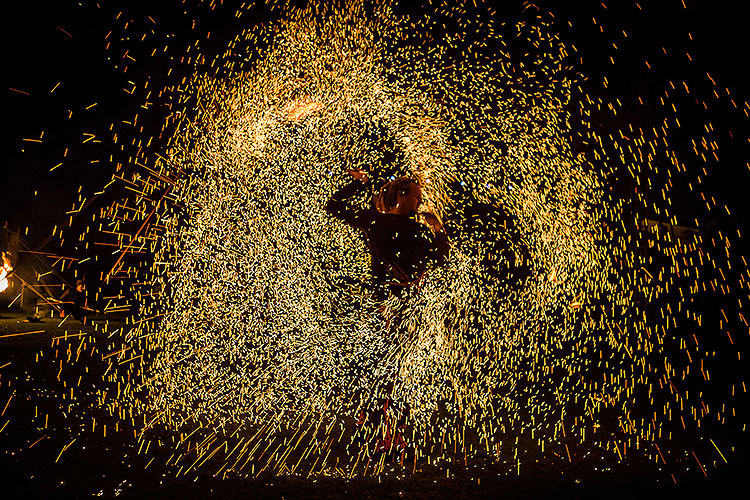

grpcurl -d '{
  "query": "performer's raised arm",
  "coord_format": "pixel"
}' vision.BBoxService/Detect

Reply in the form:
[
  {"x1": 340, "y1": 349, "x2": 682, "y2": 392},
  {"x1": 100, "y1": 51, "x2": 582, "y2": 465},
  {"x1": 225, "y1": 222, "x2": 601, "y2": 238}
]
[{"x1": 325, "y1": 170, "x2": 371, "y2": 230}]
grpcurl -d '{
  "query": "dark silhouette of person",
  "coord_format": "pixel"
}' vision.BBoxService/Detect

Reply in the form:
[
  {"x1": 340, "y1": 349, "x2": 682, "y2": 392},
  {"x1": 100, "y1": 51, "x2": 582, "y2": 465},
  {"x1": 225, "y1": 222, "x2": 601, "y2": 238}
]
[
  {"x1": 60, "y1": 279, "x2": 87, "y2": 322},
  {"x1": 326, "y1": 169, "x2": 449, "y2": 457},
  {"x1": 326, "y1": 170, "x2": 449, "y2": 300}
]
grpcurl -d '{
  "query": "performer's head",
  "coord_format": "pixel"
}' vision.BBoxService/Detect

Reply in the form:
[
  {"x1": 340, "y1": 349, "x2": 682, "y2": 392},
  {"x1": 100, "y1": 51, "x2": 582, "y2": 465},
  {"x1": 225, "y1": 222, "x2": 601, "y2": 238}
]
[{"x1": 376, "y1": 177, "x2": 421, "y2": 216}]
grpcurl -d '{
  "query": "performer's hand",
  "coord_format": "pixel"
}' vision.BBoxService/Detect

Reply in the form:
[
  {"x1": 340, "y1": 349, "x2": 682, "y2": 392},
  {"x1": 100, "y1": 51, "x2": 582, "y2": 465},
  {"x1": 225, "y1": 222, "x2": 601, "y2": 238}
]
[
  {"x1": 348, "y1": 170, "x2": 369, "y2": 183},
  {"x1": 421, "y1": 212, "x2": 444, "y2": 232}
]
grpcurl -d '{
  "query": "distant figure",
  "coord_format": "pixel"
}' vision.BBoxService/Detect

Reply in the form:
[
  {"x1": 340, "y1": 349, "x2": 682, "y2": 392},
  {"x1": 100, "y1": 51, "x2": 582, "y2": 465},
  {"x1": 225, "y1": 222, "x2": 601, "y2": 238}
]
[
  {"x1": 326, "y1": 169, "x2": 449, "y2": 457},
  {"x1": 0, "y1": 221, "x2": 9, "y2": 255},
  {"x1": 60, "y1": 279, "x2": 87, "y2": 322},
  {"x1": 326, "y1": 170, "x2": 448, "y2": 300}
]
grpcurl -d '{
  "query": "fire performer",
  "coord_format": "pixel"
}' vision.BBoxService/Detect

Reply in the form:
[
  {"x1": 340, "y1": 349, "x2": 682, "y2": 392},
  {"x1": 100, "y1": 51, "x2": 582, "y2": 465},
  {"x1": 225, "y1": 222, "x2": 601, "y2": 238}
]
[
  {"x1": 60, "y1": 279, "x2": 88, "y2": 323},
  {"x1": 325, "y1": 169, "x2": 449, "y2": 457}
]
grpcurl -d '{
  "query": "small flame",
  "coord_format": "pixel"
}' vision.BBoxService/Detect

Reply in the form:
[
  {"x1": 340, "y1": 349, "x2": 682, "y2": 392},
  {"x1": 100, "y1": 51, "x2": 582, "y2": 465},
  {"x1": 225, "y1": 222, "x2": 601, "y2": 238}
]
[
  {"x1": 0, "y1": 252, "x2": 12, "y2": 292},
  {"x1": 283, "y1": 96, "x2": 322, "y2": 121}
]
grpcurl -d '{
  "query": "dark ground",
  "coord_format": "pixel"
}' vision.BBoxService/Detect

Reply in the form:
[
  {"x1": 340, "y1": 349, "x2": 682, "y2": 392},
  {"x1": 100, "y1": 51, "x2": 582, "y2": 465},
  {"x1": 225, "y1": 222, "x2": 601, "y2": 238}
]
[{"x1": 0, "y1": 309, "x2": 746, "y2": 500}]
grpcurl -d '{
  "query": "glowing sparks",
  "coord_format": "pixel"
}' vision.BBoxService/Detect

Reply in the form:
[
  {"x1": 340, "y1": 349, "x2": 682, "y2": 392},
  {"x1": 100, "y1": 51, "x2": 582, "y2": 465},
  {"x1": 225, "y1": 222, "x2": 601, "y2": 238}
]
[{"x1": 17, "y1": 0, "x2": 747, "y2": 483}]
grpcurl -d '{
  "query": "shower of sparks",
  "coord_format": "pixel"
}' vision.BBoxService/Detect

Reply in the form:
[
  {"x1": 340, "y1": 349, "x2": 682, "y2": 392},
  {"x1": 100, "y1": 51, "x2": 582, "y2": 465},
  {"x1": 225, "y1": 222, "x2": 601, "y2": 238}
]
[{"x1": 9, "y1": 0, "x2": 749, "y2": 482}]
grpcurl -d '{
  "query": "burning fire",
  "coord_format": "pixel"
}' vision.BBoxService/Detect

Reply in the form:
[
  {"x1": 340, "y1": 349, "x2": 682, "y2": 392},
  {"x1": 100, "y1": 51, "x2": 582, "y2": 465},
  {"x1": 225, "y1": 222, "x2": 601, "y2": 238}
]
[{"x1": 0, "y1": 252, "x2": 12, "y2": 292}]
